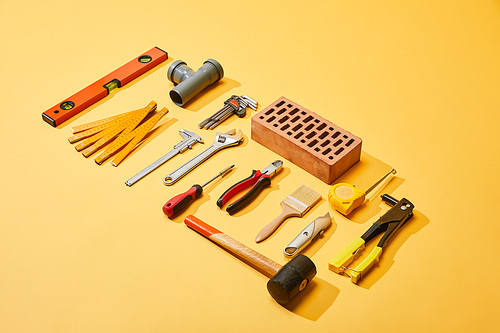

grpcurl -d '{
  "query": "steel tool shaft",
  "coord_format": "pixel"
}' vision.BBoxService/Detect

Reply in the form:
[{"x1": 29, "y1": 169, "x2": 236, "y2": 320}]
[
  {"x1": 125, "y1": 129, "x2": 203, "y2": 186},
  {"x1": 163, "y1": 130, "x2": 244, "y2": 186}
]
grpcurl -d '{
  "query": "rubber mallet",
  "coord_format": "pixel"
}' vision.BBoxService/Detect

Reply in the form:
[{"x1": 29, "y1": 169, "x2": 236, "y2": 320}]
[{"x1": 184, "y1": 215, "x2": 317, "y2": 304}]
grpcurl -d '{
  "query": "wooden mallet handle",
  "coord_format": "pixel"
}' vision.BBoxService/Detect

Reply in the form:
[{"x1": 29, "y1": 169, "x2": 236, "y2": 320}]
[{"x1": 184, "y1": 215, "x2": 282, "y2": 278}]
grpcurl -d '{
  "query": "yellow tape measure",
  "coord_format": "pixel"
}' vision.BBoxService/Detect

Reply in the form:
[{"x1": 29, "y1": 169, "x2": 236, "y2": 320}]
[
  {"x1": 68, "y1": 101, "x2": 168, "y2": 166},
  {"x1": 328, "y1": 169, "x2": 396, "y2": 215}
]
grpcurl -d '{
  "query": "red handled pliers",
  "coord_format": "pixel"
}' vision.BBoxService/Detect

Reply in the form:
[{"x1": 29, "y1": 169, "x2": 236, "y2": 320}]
[{"x1": 217, "y1": 160, "x2": 283, "y2": 215}]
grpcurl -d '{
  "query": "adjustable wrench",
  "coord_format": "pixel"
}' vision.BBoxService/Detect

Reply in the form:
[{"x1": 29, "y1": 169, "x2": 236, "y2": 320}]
[
  {"x1": 163, "y1": 129, "x2": 244, "y2": 186},
  {"x1": 125, "y1": 129, "x2": 204, "y2": 186}
]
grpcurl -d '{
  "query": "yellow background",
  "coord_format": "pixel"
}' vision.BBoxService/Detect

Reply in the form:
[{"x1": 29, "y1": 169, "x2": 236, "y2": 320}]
[{"x1": 1, "y1": 0, "x2": 499, "y2": 332}]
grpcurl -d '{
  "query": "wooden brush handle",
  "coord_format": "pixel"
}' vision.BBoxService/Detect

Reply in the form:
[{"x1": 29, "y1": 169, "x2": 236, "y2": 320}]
[
  {"x1": 184, "y1": 215, "x2": 282, "y2": 278},
  {"x1": 255, "y1": 203, "x2": 301, "y2": 243}
]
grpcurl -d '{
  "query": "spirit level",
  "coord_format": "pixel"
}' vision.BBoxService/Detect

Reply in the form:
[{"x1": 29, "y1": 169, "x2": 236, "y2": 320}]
[{"x1": 42, "y1": 47, "x2": 168, "y2": 127}]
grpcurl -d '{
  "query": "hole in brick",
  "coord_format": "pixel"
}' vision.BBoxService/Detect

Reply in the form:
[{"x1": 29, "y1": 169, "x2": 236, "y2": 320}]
[
  {"x1": 332, "y1": 131, "x2": 341, "y2": 138},
  {"x1": 314, "y1": 148, "x2": 320, "y2": 152},
  {"x1": 321, "y1": 139, "x2": 331, "y2": 147},
  {"x1": 329, "y1": 127, "x2": 334, "y2": 131},
  {"x1": 277, "y1": 108, "x2": 287, "y2": 115},
  {"x1": 323, "y1": 148, "x2": 332, "y2": 155},
  {"x1": 308, "y1": 139, "x2": 318, "y2": 147},
  {"x1": 273, "y1": 124, "x2": 278, "y2": 127},
  {"x1": 294, "y1": 132, "x2": 304, "y2": 139},
  {"x1": 278, "y1": 116, "x2": 289, "y2": 123},
  {"x1": 301, "y1": 111, "x2": 306, "y2": 115},
  {"x1": 319, "y1": 131, "x2": 329, "y2": 139},
  {"x1": 289, "y1": 108, "x2": 300, "y2": 115},
  {"x1": 287, "y1": 104, "x2": 293, "y2": 108},
  {"x1": 306, "y1": 131, "x2": 317, "y2": 139},
  {"x1": 333, "y1": 139, "x2": 342, "y2": 146},
  {"x1": 265, "y1": 108, "x2": 275, "y2": 115},
  {"x1": 329, "y1": 156, "x2": 333, "y2": 160},
  {"x1": 314, "y1": 119, "x2": 320, "y2": 123},
  {"x1": 303, "y1": 116, "x2": 314, "y2": 123},
  {"x1": 276, "y1": 101, "x2": 285, "y2": 107},
  {"x1": 267, "y1": 116, "x2": 276, "y2": 123},
  {"x1": 345, "y1": 139, "x2": 354, "y2": 147},
  {"x1": 287, "y1": 131, "x2": 292, "y2": 135},
  {"x1": 259, "y1": 116, "x2": 264, "y2": 119},
  {"x1": 292, "y1": 124, "x2": 303, "y2": 131},
  {"x1": 301, "y1": 139, "x2": 306, "y2": 143},
  {"x1": 305, "y1": 124, "x2": 314, "y2": 131},
  {"x1": 291, "y1": 116, "x2": 300, "y2": 123},
  {"x1": 317, "y1": 123, "x2": 326, "y2": 131},
  {"x1": 335, "y1": 147, "x2": 344, "y2": 155},
  {"x1": 343, "y1": 135, "x2": 348, "y2": 139},
  {"x1": 281, "y1": 124, "x2": 290, "y2": 131}
]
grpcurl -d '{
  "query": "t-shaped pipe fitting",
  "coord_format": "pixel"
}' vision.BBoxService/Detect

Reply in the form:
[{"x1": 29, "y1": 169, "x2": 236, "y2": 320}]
[{"x1": 167, "y1": 59, "x2": 224, "y2": 106}]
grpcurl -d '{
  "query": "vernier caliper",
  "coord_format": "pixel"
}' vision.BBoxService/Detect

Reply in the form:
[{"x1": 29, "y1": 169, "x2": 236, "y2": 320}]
[{"x1": 125, "y1": 129, "x2": 204, "y2": 186}]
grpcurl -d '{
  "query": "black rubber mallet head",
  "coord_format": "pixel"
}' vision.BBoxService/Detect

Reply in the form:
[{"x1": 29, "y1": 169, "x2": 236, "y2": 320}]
[
  {"x1": 184, "y1": 215, "x2": 317, "y2": 304},
  {"x1": 266, "y1": 254, "x2": 317, "y2": 304}
]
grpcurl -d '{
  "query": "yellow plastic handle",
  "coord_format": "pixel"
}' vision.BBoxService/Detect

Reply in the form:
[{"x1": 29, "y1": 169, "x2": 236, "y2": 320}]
[
  {"x1": 328, "y1": 183, "x2": 366, "y2": 215},
  {"x1": 349, "y1": 246, "x2": 383, "y2": 284},
  {"x1": 328, "y1": 237, "x2": 365, "y2": 273}
]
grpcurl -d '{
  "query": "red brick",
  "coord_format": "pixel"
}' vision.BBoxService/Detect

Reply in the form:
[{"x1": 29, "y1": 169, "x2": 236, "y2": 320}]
[{"x1": 251, "y1": 97, "x2": 362, "y2": 184}]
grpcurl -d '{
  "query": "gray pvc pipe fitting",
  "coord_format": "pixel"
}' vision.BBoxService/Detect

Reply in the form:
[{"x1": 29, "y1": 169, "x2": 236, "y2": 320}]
[{"x1": 167, "y1": 59, "x2": 224, "y2": 106}]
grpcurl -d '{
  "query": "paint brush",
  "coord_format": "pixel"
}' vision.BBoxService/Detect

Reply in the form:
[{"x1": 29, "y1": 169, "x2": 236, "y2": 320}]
[{"x1": 255, "y1": 184, "x2": 321, "y2": 243}]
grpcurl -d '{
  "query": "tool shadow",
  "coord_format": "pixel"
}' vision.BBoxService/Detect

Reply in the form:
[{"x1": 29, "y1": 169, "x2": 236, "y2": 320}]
[
  {"x1": 56, "y1": 57, "x2": 174, "y2": 129},
  {"x1": 281, "y1": 277, "x2": 340, "y2": 321},
  {"x1": 180, "y1": 78, "x2": 241, "y2": 112},
  {"x1": 354, "y1": 209, "x2": 430, "y2": 290}
]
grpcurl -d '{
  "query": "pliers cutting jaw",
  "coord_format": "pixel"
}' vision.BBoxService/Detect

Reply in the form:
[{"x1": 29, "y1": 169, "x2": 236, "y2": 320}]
[
  {"x1": 328, "y1": 194, "x2": 414, "y2": 283},
  {"x1": 217, "y1": 160, "x2": 283, "y2": 215}
]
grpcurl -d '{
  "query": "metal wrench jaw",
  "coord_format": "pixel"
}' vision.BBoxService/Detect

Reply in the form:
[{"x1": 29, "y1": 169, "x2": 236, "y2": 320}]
[
  {"x1": 214, "y1": 129, "x2": 244, "y2": 148},
  {"x1": 162, "y1": 130, "x2": 244, "y2": 186}
]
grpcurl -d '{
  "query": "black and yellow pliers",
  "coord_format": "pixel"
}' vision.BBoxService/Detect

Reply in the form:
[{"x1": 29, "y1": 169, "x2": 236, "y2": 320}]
[{"x1": 328, "y1": 194, "x2": 414, "y2": 283}]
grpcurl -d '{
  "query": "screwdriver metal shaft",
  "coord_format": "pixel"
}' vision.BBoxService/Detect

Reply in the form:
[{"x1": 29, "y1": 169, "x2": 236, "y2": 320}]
[
  {"x1": 201, "y1": 165, "x2": 235, "y2": 187},
  {"x1": 162, "y1": 165, "x2": 235, "y2": 217}
]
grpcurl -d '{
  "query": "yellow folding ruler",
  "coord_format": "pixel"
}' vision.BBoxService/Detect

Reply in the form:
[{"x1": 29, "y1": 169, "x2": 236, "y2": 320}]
[{"x1": 68, "y1": 101, "x2": 169, "y2": 166}]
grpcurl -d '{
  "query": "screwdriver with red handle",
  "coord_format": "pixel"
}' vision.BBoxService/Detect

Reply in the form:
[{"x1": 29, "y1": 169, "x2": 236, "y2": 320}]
[{"x1": 162, "y1": 165, "x2": 235, "y2": 218}]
